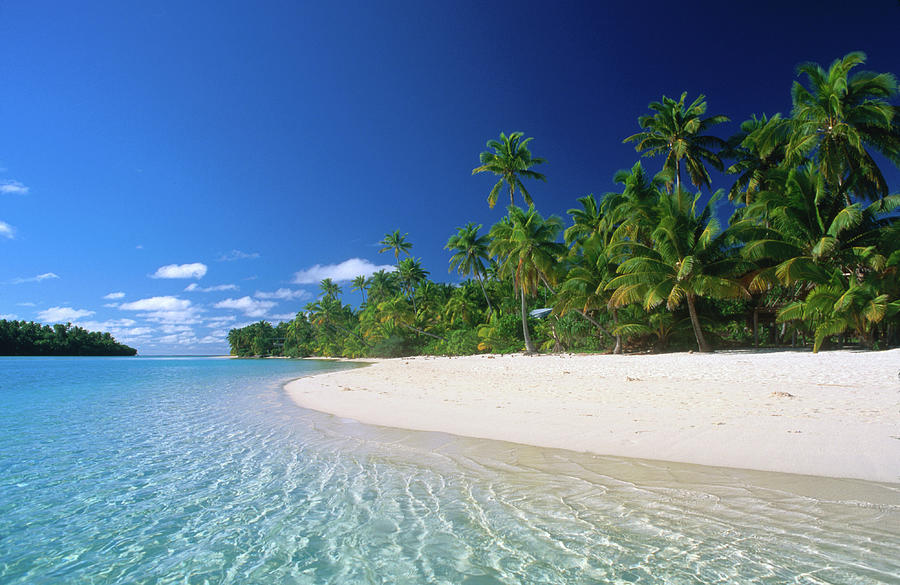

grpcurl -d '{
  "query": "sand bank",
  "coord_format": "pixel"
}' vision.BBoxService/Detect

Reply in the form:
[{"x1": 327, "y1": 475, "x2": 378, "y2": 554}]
[{"x1": 285, "y1": 350, "x2": 900, "y2": 483}]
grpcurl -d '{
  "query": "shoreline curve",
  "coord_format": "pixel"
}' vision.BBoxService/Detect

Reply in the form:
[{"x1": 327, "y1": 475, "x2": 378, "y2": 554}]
[{"x1": 285, "y1": 350, "x2": 900, "y2": 484}]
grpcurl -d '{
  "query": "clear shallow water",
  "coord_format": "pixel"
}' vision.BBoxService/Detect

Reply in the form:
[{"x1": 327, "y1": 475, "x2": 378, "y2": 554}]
[{"x1": 1, "y1": 357, "x2": 898, "y2": 584}]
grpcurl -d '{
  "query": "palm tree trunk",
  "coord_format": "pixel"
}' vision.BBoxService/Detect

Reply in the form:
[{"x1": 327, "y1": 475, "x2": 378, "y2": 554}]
[
  {"x1": 475, "y1": 271, "x2": 493, "y2": 316},
  {"x1": 576, "y1": 309, "x2": 614, "y2": 341},
  {"x1": 685, "y1": 294, "x2": 711, "y2": 352},
  {"x1": 675, "y1": 158, "x2": 681, "y2": 194},
  {"x1": 612, "y1": 308, "x2": 622, "y2": 354},
  {"x1": 520, "y1": 285, "x2": 535, "y2": 353},
  {"x1": 398, "y1": 320, "x2": 446, "y2": 342}
]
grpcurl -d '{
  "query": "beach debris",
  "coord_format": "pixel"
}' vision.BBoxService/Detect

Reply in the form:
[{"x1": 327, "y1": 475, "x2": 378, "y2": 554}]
[
  {"x1": 770, "y1": 391, "x2": 795, "y2": 398},
  {"x1": 342, "y1": 387, "x2": 353, "y2": 392},
  {"x1": 625, "y1": 376, "x2": 641, "y2": 382}
]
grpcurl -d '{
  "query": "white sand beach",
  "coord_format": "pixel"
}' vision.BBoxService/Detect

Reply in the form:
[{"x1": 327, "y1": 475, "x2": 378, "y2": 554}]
[{"x1": 285, "y1": 350, "x2": 900, "y2": 483}]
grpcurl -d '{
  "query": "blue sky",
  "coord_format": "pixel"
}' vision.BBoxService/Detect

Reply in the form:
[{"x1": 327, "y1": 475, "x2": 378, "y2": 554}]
[{"x1": 1, "y1": 1, "x2": 898, "y2": 354}]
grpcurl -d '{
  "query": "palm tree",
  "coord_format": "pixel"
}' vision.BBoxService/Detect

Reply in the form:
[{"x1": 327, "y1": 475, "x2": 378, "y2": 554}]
[
  {"x1": 319, "y1": 278, "x2": 341, "y2": 300},
  {"x1": 368, "y1": 269, "x2": 400, "y2": 304},
  {"x1": 350, "y1": 275, "x2": 371, "y2": 304},
  {"x1": 396, "y1": 257, "x2": 429, "y2": 312},
  {"x1": 725, "y1": 113, "x2": 792, "y2": 205},
  {"x1": 563, "y1": 195, "x2": 604, "y2": 250},
  {"x1": 379, "y1": 230, "x2": 413, "y2": 259},
  {"x1": 737, "y1": 165, "x2": 897, "y2": 292},
  {"x1": 472, "y1": 131, "x2": 546, "y2": 208},
  {"x1": 788, "y1": 51, "x2": 900, "y2": 202},
  {"x1": 489, "y1": 205, "x2": 566, "y2": 353},
  {"x1": 606, "y1": 189, "x2": 750, "y2": 352},
  {"x1": 600, "y1": 162, "x2": 665, "y2": 245},
  {"x1": 624, "y1": 92, "x2": 729, "y2": 193},
  {"x1": 555, "y1": 236, "x2": 620, "y2": 352},
  {"x1": 446, "y1": 222, "x2": 494, "y2": 313},
  {"x1": 377, "y1": 296, "x2": 446, "y2": 341}
]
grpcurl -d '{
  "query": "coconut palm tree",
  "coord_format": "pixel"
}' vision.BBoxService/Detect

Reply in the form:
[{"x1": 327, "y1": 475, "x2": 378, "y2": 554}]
[
  {"x1": 737, "y1": 165, "x2": 897, "y2": 293},
  {"x1": 601, "y1": 162, "x2": 665, "y2": 245},
  {"x1": 376, "y1": 296, "x2": 446, "y2": 342},
  {"x1": 368, "y1": 269, "x2": 400, "y2": 304},
  {"x1": 446, "y1": 222, "x2": 494, "y2": 313},
  {"x1": 624, "y1": 92, "x2": 729, "y2": 193},
  {"x1": 489, "y1": 205, "x2": 566, "y2": 353},
  {"x1": 606, "y1": 189, "x2": 750, "y2": 352},
  {"x1": 725, "y1": 113, "x2": 792, "y2": 205},
  {"x1": 788, "y1": 51, "x2": 900, "y2": 202},
  {"x1": 472, "y1": 131, "x2": 546, "y2": 208},
  {"x1": 350, "y1": 275, "x2": 371, "y2": 304},
  {"x1": 379, "y1": 230, "x2": 413, "y2": 259},
  {"x1": 396, "y1": 257, "x2": 428, "y2": 310},
  {"x1": 563, "y1": 195, "x2": 604, "y2": 250},
  {"x1": 319, "y1": 278, "x2": 341, "y2": 300},
  {"x1": 554, "y1": 236, "x2": 620, "y2": 352}
]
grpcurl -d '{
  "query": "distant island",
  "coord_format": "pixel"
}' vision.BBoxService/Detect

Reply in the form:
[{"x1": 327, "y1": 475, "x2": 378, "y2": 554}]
[{"x1": 0, "y1": 319, "x2": 137, "y2": 356}]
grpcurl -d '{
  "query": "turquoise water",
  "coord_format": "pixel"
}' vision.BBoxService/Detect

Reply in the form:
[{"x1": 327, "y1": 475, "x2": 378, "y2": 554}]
[{"x1": 1, "y1": 357, "x2": 898, "y2": 584}]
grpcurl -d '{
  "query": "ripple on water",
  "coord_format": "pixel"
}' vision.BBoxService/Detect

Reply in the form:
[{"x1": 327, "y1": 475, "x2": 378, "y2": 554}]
[{"x1": 0, "y1": 356, "x2": 898, "y2": 584}]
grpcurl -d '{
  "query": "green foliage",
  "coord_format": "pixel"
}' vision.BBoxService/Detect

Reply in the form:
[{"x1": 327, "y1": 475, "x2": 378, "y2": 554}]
[
  {"x1": 228, "y1": 52, "x2": 900, "y2": 359},
  {"x1": 0, "y1": 320, "x2": 137, "y2": 356}
]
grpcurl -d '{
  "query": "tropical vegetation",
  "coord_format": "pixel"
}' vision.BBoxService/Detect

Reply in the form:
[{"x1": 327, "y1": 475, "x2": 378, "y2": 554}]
[
  {"x1": 0, "y1": 319, "x2": 137, "y2": 355},
  {"x1": 229, "y1": 52, "x2": 900, "y2": 358}
]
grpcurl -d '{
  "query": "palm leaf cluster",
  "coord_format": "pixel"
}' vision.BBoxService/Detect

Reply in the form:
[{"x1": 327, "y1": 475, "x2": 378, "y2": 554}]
[{"x1": 229, "y1": 52, "x2": 900, "y2": 357}]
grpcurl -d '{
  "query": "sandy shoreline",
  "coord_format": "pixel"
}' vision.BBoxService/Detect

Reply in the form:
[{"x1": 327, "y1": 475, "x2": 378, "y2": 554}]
[{"x1": 285, "y1": 350, "x2": 900, "y2": 483}]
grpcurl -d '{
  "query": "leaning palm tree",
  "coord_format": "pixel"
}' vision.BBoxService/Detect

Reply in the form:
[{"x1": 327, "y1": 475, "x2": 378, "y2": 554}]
[
  {"x1": 446, "y1": 222, "x2": 494, "y2": 313},
  {"x1": 788, "y1": 51, "x2": 900, "y2": 202},
  {"x1": 379, "y1": 230, "x2": 413, "y2": 259},
  {"x1": 624, "y1": 92, "x2": 729, "y2": 193},
  {"x1": 489, "y1": 205, "x2": 566, "y2": 353},
  {"x1": 606, "y1": 189, "x2": 750, "y2": 352},
  {"x1": 472, "y1": 131, "x2": 546, "y2": 208}
]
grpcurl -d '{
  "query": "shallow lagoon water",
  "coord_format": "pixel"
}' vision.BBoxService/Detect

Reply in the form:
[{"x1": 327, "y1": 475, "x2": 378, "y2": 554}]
[{"x1": 1, "y1": 356, "x2": 898, "y2": 584}]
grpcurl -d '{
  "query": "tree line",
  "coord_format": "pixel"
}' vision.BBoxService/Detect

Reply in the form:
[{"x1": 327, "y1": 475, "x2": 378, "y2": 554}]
[
  {"x1": 0, "y1": 320, "x2": 137, "y2": 356},
  {"x1": 229, "y1": 52, "x2": 900, "y2": 358}
]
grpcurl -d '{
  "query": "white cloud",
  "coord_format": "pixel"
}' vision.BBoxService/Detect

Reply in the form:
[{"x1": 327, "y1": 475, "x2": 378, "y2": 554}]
[
  {"x1": 38, "y1": 306, "x2": 95, "y2": 323},
  {"x1": 120, "y1": 296, "x2": 191, "y2": 312},
  {"x1": 103, "y1": 291, "x2": 126, "y2": 300},
  {"x1": 0, "y1": 313, "x2": 18, "y2": 320},
  {"x1": 10, "y1": 272, "x2": 60, "y2": 284},
  {"x1": 17, "y1": 302, "x2": 36, "y2": 307},
  {"x1": 151, "y1": 263, "x2": 207, "y2": 279},
  {"x1": 0, "y1": 181, "x2": 28, "y2": 195},
  {"x1": 218, "y1": 249, "x2": 260, "y2": 261},
  {"x1": 214, "y1": 296, "x2": 276, "y2": 318},
  {"x1": 292, "y1": 258, "x2": 394, "y2": 284},
  {"x1": 78, "y1": 319, "x2": 137, "y2": 329},
  {"x1": 205, "y1": 315, "x2": 236, "y2": 328},
  {"x1": 119, "y1": 295, "x2": 202, "y2": 324},
  {"x1": 184, "y1": 283, "x2": 238, "y2": 293},
  {"x1": 0, "y1": 220, "x2": 14, "y2": 239},
  {"x1": 254, "y1": 287, "x2": 309, "y2": 300}
]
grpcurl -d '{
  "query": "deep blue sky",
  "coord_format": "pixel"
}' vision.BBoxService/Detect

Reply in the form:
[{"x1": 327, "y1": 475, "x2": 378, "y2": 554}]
[{"x1": 1, "y1": 1, "x2": 898, "y2": 354}]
